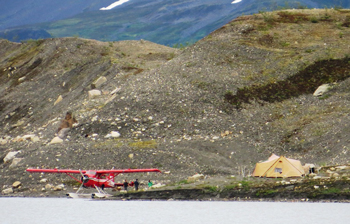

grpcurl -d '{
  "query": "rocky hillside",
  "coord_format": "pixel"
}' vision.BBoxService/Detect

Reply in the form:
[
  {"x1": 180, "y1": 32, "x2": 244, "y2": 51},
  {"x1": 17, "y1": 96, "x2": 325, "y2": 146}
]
[{"x1": 1, "y1": 8, "x2": 350, "y2": 196}]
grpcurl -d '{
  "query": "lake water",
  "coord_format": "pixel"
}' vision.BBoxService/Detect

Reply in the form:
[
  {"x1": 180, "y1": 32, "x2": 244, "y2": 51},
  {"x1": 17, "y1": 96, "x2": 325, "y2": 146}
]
[{"x1": 1, "y1": 197, "x2": 349, "y2": 224}]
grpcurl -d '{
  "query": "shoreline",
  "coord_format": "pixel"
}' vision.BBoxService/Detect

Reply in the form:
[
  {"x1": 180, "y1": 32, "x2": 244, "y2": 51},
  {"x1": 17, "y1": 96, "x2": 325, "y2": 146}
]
[
  {"x1": 2, "y1": 172, "x2": 350, "y2": 202},
  {"x1": 2, "y1": 185, "x2": 350, "y2": 203},
  {"x1": 1, "y1": 195, "x2": 350, "y2": 203}
]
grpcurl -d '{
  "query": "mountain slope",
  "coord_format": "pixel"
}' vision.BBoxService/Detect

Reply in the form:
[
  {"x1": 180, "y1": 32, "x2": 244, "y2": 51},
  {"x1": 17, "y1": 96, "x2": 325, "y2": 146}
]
[{"x1": 1, "y1": 9, "x2": 350, "y2": 194}]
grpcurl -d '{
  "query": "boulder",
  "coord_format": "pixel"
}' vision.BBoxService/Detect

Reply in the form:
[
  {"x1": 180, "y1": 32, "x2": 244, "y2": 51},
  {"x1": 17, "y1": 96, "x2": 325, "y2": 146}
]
[
  {"x1": 2, "y1": 188, "x2": 13, "y2": 194},
  {"x1": 332, "y1": 173, "x2": 340, "y2": 177},
  {"x1": 335, "y1": 165, "x2": 349, "y2": 171},
  {"x1": 88, "y1": 89, "x2": 102, "y2": 99},
  {"x1": 326, "y1": 169, "x2": 334, "y2": 174},
  {"x1": 104, "y1": 94, "x2": 117, "y2": 105},
  {"x1": 49, "y1": 137, "x2": 63, "y2": 144},
  {"x1": 187, "y1": 174, "x2": 205, "y2": 182},
  {"x1": 54, "y1": 95, "x2": 63, "y2": 105},
  {"x1": 104, "y1": 131, "x2": 121, "y2": 138},
  {"x1": 12, "y1": 181, "x2": 21, "y2": 188},
  {"x1": 54, "y1": 184, "x2": 65, "y2": 191},
  {"x1": 18, "y1": 76, "x2": 26, "y2": 82},
  {"x1": 150, "y1": 183, "x2": 165, "y2": 189},
  {"x1": 22, "y1": 134, "x2": 35, "y2": 140},
  {"x1": 313, "y1": 84, "x2": 331, "y2": 97},
  {"x1": 19, "y1": 134, "x2": 39, "y2": 142},
  {"x1": 91, "y1": 76, "x2": 107, "y2": 89},
  {"x1": 0, "y1": 138, "x2": 7, "y2": 145},
  {"x1": 9, "y1": 158, "x2": 23, "y2": 168},
  {"x1": 31, "y1": 136, "x2": 40, "y2": 142},
  {"x1": 57, "y1": 128, "x2": 70, "y2": 139},
  {"x1": 285, "y1": 185, "x2": 295, "y2": 190},
  {"x1": 45, "y1": 184, "x2": 53, "y2": 190},
  {"x1": 4, "y1": 151, "x2": 19, "y2": 163},
  {"x1": 110, "y1": 87, "x2": 121, "y2": 95}
]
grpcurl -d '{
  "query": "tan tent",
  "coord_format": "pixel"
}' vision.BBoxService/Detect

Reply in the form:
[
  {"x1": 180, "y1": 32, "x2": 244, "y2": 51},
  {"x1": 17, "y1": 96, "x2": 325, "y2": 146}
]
[{"x1": 252, "y1": 154, "x2": 305, "y2": 178}]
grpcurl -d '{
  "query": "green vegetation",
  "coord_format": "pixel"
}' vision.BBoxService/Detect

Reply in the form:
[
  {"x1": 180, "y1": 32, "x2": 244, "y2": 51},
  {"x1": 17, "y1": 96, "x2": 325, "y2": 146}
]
[
  {"x1": 255, "y1": 189, "x2": 277, "y2": 197},
  {"x1": 93, "y1": 139, "x2": 157, "y2": 149},
  {"x1": 24, "y1": 39, "x2": 44, "y2": 46},
  {"x1": 321, "y1": 187, "x2": 341, "y2": 194},
  {"x1": 153, "y1": 162, "x2": 163, "y2": 168},
  {"x1": 177, "y1": 179, "x2": 189, "y2": 185},
  {"x1": 62, "y1": 180, "x2": 81, "y2": 187},
  {"x1": 128, "y1": 140, "x2": 158, "y2": 149},
  {"x1": 225, "y1": 58, "x2": 350, "y2": 109},
  {"x1": 172, "y1": 42, "x2": 193, "y2": 49},
  {"x1": 239, "y1": 180, "x2": 252, "y2": 191},
  {"x1": 310, "y1": 17, "x2": 319, "y2": 23},
  {"x1": 202, "y1": 185, "x2": 218, "y2": 193}
]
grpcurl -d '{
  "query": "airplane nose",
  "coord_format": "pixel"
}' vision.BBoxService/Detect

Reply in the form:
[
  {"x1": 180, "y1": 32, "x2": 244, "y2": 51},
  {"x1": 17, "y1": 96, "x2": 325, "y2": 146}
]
[{"x1": 81, "y1": 175, "x2": 89, "y2": 184}]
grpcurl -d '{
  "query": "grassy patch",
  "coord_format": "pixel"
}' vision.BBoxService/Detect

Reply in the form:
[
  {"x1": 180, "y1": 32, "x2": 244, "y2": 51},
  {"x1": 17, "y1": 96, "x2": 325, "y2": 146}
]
[
  {"x1": 128, "y1": 140, "x2": 157, "y2": 149},
  {"x1": 202, "y1": 185, "x2": 218, "y2": 193},
  {"x1": 93, "y1": 139, "x2": 124, "y2": 148},
  {"x1": 224, "y1": 184, "x2": 237, "y2": 191},
  {"x1": 240, "y1": 180, "x2": 252, "y2": 191},
  {"x1": 276, "y1": 11, "x2": 309, "y2": 23},
  {"x1": 225, "y1": 57, "x2": 350, "y2": 109},
  {"x1": 321, "y1": 187, "x2": 341, "y2": 194},
  {"x1": 255, "y1": 189, "x2": 277, "y2": 197},
  {"x1": 62, "y1": 180, "x2": 81, "y2": 187},
  {"x1": 177, "y1": 179, "x2": 189, "y2": 185},
  {"x1": 191, "y1": 80, "x2": 210, "y2": 90}
]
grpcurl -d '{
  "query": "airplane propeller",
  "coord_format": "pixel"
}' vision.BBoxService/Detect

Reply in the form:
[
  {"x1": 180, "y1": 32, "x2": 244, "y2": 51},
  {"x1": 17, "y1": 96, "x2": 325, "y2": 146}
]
[{"x1": 79, "y1": 169, "x2": 89, "y2": 185}]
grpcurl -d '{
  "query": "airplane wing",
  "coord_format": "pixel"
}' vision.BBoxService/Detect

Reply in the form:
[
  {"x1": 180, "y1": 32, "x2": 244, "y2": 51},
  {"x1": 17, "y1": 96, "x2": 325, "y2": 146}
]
[
  {"x1": 26, "y1": 168, "x2": 85, "y2": 174},
  {"x1": 26, "y1": 168, "x2": 161, "y2": 174},
  {"x1": 95, "y1": 168, "x2": 161, "y2": 174}
]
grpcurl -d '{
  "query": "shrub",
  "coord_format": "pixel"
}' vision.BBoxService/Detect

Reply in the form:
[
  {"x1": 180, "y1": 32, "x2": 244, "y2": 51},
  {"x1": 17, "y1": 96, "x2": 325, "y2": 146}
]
[
  {"x1": 276, "y1": 12, "x2": 308, "y2": 23},
  {"x1": 224, "y1": 58, "x2": 350, "y2": 109},
  {"x1": 240, "y1": 180, "x2": 251, "y2": 190},
  {"x1": 203, "y1": 185, "x2": 218, "y2": 192},
  {"x1": 256, "y1": 189, "x2": 277, "y2": 197},
  {"x1": 177, "y1": 179, "x2": 189, "y2": 185},
  {"x1": 310, "y1": 17, "x2": 319, "y2": 23},
  {"x1": 321, "y1": 187, "x2": 341, "y2": 194}
]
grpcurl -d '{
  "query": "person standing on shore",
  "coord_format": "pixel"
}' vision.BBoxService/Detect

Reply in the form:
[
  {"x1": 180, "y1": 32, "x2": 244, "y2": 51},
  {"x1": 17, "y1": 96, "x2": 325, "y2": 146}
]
[
  {"x1": 148, "y1": 180, "x2": 153, "y2": 188},
  {"x1": 123, "y1": 179, "x2": 128, "y2": 191},
  {"x1": 134, "y1": 179, "x2": 139, "y2": 191}
]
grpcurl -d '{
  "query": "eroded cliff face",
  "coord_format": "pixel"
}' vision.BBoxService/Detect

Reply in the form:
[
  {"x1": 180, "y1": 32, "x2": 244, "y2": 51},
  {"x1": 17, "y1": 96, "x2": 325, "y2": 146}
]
[{"x1": 1, "y1": 9, "x2": 350, "y2": 197}]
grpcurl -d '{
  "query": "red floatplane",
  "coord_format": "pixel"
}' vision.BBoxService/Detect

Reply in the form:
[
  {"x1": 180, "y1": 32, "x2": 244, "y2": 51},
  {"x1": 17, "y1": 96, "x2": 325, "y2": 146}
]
[{"x1": 26, "y1": 168, "x2": 161, "y2": 198}]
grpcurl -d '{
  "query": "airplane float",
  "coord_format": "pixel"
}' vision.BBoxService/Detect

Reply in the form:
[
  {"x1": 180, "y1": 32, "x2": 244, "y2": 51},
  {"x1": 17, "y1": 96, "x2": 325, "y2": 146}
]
[{"x1": 26, "y1": 168, "x2": 161, "y2": 198}]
